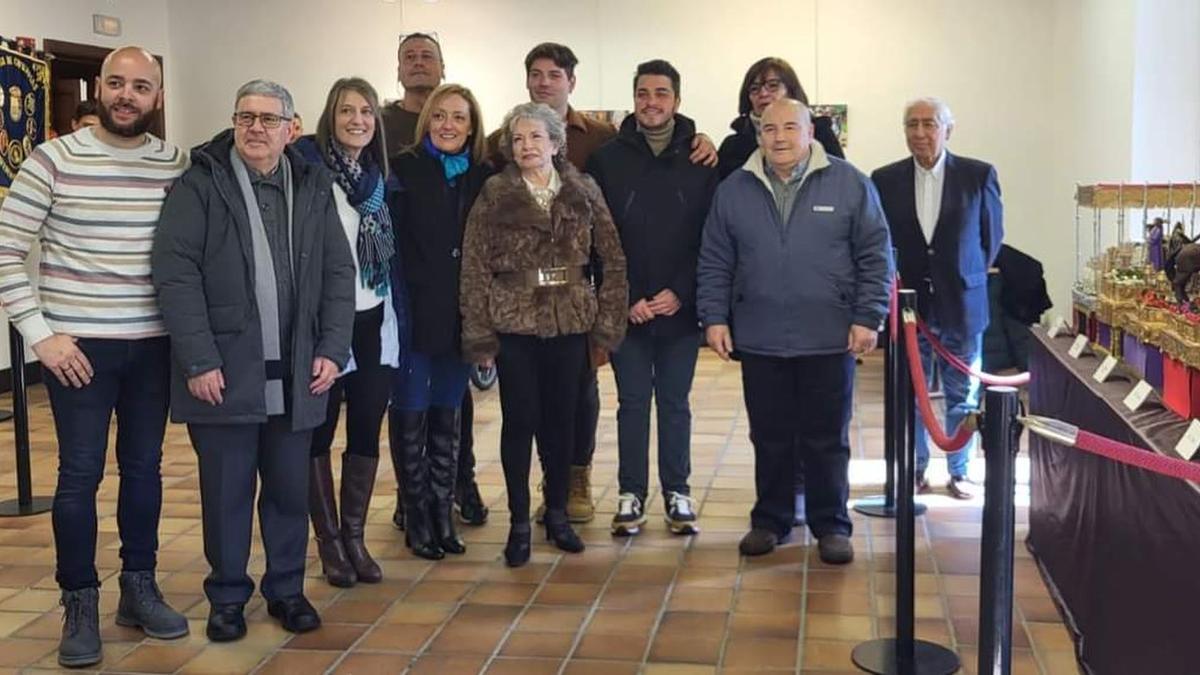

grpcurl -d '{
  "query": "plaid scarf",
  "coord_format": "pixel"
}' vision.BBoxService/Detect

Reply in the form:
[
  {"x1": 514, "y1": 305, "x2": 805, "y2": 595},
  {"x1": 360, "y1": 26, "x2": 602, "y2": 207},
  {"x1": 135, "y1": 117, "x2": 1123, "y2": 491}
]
[{"x1": 327, "y1": 143, "x2": 394, "y2": 296}]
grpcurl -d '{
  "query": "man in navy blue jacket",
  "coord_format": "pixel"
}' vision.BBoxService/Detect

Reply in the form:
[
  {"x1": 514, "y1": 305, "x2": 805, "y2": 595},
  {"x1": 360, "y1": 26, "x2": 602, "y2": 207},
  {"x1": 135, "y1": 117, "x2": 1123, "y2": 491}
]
[
  {"x1": 697, "y1": 99, "x2": 892, "y2": 562},
  {"x1": 871, "y1": 97, "x2": 1003, "y2": 499}
]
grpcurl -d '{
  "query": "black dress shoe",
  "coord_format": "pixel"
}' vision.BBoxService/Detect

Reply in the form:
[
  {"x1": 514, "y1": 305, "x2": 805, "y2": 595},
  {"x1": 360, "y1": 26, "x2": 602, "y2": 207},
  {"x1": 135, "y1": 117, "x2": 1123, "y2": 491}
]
[
  {"x1": 267, "y1": 595, "x2": 321, "y2": 634},
  {"x1": 205, "y1": 604, "x2": 246, "y2": 642},
  {"x1": 817, "y1": 534, "x2": 855, "y2": 565}
]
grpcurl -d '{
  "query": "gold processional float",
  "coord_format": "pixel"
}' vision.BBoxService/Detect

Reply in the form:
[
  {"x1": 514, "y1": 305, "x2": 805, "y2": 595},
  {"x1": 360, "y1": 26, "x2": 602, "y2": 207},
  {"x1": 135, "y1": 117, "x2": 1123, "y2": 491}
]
[{"x1": 1073, "y1": 182, "x2": 1200, "y2": 418}]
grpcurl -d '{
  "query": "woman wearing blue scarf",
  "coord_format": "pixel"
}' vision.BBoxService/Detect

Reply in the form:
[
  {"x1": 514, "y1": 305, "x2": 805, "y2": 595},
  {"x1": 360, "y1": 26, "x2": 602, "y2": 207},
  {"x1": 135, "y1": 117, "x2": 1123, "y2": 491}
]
[
  {"x1": 387, "y1": 84, "x2": 493, "y2": 560},
  {"x1": 293, "y1": 78, "x2": 401, "y2": 587}
]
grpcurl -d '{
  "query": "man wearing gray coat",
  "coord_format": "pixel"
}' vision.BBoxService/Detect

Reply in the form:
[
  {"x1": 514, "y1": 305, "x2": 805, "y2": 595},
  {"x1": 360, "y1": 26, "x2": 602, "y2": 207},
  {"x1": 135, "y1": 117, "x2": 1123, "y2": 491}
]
[
  {"x1": 697, "y1": 99, "x2": 892, "y2": 563},
  {"x1": 152, "y1": 80, "x2": 355, "y2": 642}
]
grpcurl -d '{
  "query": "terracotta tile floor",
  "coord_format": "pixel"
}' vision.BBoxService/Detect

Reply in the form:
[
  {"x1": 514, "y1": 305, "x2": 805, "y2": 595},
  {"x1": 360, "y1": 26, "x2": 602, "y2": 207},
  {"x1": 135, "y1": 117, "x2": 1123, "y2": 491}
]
[{"x1": 0, "y1": 352, "x2": 1077, "y2": 674}]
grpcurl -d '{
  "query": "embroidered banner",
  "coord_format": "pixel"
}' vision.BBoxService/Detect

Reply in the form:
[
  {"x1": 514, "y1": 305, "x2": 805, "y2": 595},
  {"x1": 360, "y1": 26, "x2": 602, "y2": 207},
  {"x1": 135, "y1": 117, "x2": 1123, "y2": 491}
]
[{"x1": 0, "y1": 41, "x2": 50, "y2": 200}]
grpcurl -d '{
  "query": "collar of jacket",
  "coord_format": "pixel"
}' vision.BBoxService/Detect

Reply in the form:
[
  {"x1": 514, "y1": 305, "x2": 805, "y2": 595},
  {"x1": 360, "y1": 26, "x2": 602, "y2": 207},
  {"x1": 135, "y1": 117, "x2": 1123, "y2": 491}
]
[
  {"x1": 616, "y1": 112, "x2": 696, "y2": 155},
  {"x1": 741, "y1": 141, "x2": 830, "y2": 195},
  {"x1": 565, "y1": 107, "x2": 590, "y2": 133}
]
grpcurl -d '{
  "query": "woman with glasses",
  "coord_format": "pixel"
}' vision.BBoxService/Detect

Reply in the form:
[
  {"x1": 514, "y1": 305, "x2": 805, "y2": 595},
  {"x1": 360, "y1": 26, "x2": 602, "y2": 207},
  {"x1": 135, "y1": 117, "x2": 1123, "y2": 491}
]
[
  {"x1": 293, "y1": 78, "x2": 400, "y2": 587},
  {"x1": 717, "y1": 57, "x2": 844, "y2": 180},
  {"x1": 385, "y1": 83, "x2": 492, "y2": 561}
]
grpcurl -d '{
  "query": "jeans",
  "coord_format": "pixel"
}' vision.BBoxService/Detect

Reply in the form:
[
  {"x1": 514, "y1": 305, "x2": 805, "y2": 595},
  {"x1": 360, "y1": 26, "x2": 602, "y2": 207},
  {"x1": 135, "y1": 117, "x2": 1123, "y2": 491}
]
[
  {"x1": 610, "y1": 330, "x2": 699, "y2": 500},
  {"x1": 496, "y1": 333, "x2": 586, "y2": 524},
  {"x1": 393, "y1": 350, "x2": 470, "y2": 412},
  {"x1": 46, "y1": 337, "x2": 170, "y2": 591},
  {"x1": 914, "y1": 329, "x2": 982, "y2": 478},
  {"x1": 190, "y1": 416, "x2": 312, "y2": 605},
  {"x1": 741, "y1": 352, "x2": 854, "y2": 538},
  {"x1": 311, "y1": 304, "x2": 392, "y2": 458}
]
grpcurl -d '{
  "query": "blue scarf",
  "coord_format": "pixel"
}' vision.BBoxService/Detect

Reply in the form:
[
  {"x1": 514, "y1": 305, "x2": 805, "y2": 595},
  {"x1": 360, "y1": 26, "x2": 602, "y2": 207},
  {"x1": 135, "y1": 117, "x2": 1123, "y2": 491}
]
[{"x1": 422, "y1": 136, "x2": 471, "y2": 182}]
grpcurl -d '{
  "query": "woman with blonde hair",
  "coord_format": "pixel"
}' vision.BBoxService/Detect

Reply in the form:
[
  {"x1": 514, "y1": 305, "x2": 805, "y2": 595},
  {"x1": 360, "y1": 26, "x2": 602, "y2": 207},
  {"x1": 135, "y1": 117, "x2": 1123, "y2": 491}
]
[{"x1": 387, "y1": 83, "x2": 493, "y2": 559}]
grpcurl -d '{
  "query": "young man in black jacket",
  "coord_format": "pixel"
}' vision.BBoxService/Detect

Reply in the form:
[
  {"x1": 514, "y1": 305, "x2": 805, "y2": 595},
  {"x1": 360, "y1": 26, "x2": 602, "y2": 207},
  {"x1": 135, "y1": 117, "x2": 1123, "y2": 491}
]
[{"x1": 587, "y1": 60, "x2": 718, "y2": 535}]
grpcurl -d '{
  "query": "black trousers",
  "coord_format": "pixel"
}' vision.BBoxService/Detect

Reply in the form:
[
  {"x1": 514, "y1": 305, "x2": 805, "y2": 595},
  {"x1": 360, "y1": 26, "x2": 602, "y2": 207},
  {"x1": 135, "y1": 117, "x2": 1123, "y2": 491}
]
[
  {"x1": 571, "y1": 364, "x2": 600, "y2": 467},
  {"x1": 457, "y1": 389, "x2": 476, "y2": 485},
  {"x1": 741, "y1": 352, "x2": 854, "y2": 538},
  {"x1": 190, "y1": 416, "x2": 312, "y2": 606},
  {"x1": 496, "y1": 333, "x2": 587, "y2": 524},
  {"x1": 311, "y1": 304, "x2": 392, "y2": 458}
]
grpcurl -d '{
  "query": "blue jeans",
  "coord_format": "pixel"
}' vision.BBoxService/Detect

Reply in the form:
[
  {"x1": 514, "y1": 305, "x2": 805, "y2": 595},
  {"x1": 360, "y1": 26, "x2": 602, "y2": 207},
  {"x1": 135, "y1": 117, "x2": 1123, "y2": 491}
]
[
  {"x1": 45, "y1": 337, "x2": 170, "y2": 591},
  {"x1": 914, "y1": 329, "x2": 982, "y2": 477},
  {"x1": 392, "y1": 351, "x2": 470, "y2": 412},
  {"x1": 610, "y1": 330, "x2": 699, "y2": 500}
]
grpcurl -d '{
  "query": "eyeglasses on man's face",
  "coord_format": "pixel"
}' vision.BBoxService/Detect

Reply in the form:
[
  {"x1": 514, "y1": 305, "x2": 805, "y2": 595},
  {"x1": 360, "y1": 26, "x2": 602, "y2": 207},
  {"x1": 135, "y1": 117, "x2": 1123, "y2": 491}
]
[{"x1": 232, "y1": 111, "x2": 292, "y2": 129}]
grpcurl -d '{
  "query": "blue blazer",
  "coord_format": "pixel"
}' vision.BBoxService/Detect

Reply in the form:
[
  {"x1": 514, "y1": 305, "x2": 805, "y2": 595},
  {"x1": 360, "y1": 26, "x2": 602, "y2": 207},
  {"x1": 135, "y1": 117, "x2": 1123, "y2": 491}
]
[{"x1": 871, "y1": 152, "x2": 1003, "y2": 338}]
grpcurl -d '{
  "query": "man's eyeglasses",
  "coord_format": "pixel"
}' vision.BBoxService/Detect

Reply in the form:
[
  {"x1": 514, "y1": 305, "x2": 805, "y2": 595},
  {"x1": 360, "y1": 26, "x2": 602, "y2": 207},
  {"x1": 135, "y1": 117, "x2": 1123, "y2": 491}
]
[
  {"x1": 232, "y1": 112, "x2": 292, "y2": 129},
  {"x1": 748, "y1": 78, "x2": 784, "y2": 95}
]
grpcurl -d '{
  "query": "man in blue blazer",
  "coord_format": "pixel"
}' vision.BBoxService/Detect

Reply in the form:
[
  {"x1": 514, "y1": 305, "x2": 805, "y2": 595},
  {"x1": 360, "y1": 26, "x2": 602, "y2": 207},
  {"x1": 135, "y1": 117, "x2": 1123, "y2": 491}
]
[{"x1": 871, "y1": 98, "x2": 1003, "y2": 499}]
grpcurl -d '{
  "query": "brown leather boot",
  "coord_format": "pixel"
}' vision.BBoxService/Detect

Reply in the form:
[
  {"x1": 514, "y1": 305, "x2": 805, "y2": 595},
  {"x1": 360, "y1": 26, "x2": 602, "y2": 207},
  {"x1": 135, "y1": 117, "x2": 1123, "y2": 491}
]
[
  {"x1": 339, "y1": 454, "x2": 383, "y2": 583},
  {"x1": 567, "y1": 465, "x2": 595, "y2": 523},
  {"x1": 308, "y1": 455, "x2": 356, "y2": 587}
]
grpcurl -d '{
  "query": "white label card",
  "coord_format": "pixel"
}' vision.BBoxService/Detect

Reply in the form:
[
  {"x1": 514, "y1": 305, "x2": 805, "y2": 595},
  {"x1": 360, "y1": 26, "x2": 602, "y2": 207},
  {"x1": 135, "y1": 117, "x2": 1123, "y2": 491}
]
[
  {"x1": 1047, "y1": 315, "x2": 1068, "y2": 339},
  {"x1": 1122, "y1": 380, "x2": 1154, "y2": 411},
  {"x1": 1175, "y1": 419, "x2": 1200, "y2": 460},
  {"x1": 1092, "y1": 356, "x2": 1118, "y2": 383},
  {"x1": 1068, "y1": 335, "x2": 1089, "y2": 359}
]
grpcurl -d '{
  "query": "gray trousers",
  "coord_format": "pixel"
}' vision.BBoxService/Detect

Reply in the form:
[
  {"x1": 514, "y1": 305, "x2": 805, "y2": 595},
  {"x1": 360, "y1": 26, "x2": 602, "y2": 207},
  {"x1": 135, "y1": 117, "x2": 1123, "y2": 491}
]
[{"x1": 189, "y1": 416, "x2": 312, "y2": 606}]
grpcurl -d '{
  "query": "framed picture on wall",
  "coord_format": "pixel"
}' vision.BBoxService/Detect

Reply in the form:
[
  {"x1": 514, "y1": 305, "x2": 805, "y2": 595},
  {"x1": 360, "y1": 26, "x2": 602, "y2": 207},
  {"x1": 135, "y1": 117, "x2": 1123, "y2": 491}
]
[{"x1": 811, "y1": 104, "x2": 848, "y2": 149}]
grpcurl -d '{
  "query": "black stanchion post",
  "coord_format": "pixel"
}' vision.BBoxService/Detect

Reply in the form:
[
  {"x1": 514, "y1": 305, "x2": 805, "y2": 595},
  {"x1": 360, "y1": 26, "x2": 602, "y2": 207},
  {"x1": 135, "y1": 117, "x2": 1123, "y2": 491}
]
[
  {"x1": 978, "y1": 386, "x2": 1021, "y2": 675},
  {"x1": 852, "y1": 290, "x2": 959, "y2": 675},
  {"x1": 0, "y1": 324, "x2": 53, "y2": 517},
  {"x1": 856, "y1": 279, "x2": 926, "y2": 519}
]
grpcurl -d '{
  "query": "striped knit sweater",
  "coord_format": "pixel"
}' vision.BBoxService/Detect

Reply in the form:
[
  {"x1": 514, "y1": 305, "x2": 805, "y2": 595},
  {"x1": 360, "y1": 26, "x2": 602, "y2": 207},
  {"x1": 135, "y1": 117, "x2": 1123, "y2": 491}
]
[{"x1": 0, "y1": 127, "x2": 188, "y2": 345}]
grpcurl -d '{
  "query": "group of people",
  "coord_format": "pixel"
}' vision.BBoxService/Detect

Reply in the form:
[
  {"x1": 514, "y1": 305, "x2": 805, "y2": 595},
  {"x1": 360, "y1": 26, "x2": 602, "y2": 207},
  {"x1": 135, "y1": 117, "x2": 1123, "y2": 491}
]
[{"x1": 0, "y1": 32, "x2": 1002, "y2": 668}]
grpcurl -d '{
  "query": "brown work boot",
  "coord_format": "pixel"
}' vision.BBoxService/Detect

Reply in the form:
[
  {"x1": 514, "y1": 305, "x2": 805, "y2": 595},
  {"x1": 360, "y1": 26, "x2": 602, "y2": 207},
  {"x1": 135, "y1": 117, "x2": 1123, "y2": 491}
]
[{"x1": 567, "y1": 464, "x2": 595, "y2": 523}]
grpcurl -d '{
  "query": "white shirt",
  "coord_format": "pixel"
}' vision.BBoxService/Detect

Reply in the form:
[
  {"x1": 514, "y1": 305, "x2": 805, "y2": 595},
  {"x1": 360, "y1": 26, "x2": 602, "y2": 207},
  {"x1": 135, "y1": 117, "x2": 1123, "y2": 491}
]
[
  {"x1": 332, "y1": 185, "x2": 385, "y2": 312},
  {"x1": 914, "y1": 152, "x2": 947, "y2": 245}
]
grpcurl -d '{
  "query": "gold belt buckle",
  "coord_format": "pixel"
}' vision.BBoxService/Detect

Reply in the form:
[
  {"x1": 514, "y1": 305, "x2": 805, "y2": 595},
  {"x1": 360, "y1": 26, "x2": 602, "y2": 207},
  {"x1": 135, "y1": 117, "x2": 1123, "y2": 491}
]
[{"x1": 536, "y1": 266, "x2": 568, "y2": 287}]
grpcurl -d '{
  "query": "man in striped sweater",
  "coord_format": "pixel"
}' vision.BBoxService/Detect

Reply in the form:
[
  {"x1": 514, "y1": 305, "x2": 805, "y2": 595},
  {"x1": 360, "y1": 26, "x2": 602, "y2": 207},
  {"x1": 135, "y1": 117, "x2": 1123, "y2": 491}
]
[{"x1": 0, "y1": 46, "x2": 190, "y2": 667}]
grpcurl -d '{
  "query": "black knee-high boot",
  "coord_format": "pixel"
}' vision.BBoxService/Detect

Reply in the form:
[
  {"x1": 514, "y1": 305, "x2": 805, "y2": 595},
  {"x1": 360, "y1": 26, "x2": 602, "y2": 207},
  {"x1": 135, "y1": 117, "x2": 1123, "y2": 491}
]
[{"x1": 427, "y1": 407, "x2": 465, "y2": 554}]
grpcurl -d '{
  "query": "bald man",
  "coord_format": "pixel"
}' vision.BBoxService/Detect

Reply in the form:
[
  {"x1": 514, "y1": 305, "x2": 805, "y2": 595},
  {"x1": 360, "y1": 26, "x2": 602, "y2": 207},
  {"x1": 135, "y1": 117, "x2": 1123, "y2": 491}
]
[
  {"x1": 0, "y1": 45, "x2": 189, "y2": 667},
  {"x1": 697, "y1": 99, "x2": 893, "y2": 563}
]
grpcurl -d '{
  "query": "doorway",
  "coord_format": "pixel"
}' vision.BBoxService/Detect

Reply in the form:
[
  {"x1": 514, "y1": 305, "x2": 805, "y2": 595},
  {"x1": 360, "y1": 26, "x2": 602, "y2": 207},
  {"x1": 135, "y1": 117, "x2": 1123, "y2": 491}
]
[{"x1": 41, "y1": 39, "x2": 165, "y2": 139}]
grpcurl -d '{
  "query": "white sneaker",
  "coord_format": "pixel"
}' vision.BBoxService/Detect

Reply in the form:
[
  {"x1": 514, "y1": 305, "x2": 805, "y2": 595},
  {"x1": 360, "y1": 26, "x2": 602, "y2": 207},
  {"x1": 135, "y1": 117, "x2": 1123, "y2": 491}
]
[
  {"x1": 664, "y1": 491, "x2": 699, "y2": 535},
  {"x1": 611, "y1": 493, "x2": 646, "y2": 536}
]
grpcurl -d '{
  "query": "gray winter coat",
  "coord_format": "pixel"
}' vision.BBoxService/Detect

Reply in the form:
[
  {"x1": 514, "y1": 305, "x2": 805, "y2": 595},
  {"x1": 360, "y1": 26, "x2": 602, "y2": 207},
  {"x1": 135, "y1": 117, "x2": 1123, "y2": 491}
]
[
  {"x1": 696, "y1": 143, "x2": 893, "y2": 357},
  {"x1": 152, "y1": 129, "x2": 355, "y2": 431}
]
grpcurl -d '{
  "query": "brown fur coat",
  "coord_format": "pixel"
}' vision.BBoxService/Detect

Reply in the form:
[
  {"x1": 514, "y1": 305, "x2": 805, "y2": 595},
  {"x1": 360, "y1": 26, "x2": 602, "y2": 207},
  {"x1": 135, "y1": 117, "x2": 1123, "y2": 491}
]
[{"x1": 460, "y1": 161, "x2": 628, "y2": 361}]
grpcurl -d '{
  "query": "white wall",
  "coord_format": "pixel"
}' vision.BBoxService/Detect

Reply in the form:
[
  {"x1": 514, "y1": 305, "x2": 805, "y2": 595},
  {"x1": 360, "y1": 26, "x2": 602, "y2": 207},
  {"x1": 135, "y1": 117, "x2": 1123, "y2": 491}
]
[{"x1": 1130, "y1": 0, "x2": 1200, "y2": 183}]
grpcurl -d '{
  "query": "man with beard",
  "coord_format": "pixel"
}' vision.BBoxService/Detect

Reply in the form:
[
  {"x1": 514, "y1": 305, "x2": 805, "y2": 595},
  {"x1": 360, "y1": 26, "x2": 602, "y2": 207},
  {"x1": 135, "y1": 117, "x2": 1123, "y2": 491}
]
[
  {"x1": 486, "y1": 43, "x2": 717, "y2": 523},
  {"x1": 379, "y1": 32, "x2": 492, "y2": 530},
  {"x1": 0, "y1": 45, "x2": 190, "y2": 667}
]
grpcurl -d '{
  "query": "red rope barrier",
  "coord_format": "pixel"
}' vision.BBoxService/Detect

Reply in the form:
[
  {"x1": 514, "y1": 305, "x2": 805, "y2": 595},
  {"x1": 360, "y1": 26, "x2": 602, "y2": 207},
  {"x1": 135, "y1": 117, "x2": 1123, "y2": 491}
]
[
  {"x1": 1073, "y1": 429, "x2": 1200, "y2": 483},
  {"x1": 915, "y1": 319, "x2": 1031, "y2": 387},
  {"x1": 903, "y1": 316, "x2": 975, "y2": 452}
]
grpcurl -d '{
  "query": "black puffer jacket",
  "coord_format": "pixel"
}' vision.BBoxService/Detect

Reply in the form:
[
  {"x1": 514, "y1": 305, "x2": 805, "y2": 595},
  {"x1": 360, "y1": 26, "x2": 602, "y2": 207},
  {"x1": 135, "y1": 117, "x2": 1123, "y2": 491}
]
[
  {"x1": 586, "y1": 114, "x2": 718, "y2": 338},
  {"x1": 717, "y1": 114, "x2": 844, "y2": 180}
]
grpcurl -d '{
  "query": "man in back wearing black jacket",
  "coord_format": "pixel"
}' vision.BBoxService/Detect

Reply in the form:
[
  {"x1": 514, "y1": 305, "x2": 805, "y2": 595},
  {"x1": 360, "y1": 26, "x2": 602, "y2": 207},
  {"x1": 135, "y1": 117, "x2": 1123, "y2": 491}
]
[{"x1": 587, "y1": 60, "x2": 718, "y2": 536}]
